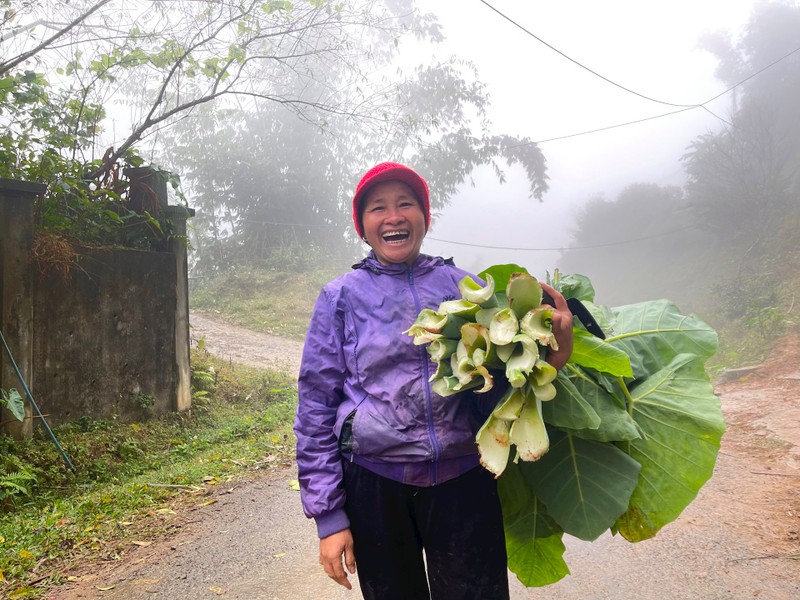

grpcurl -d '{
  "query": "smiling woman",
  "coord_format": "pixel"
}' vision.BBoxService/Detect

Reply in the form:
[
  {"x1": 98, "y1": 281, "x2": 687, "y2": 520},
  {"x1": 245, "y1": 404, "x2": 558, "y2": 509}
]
[{"x1": 293, "y1": 161, "x2": 574, "y2": 599}]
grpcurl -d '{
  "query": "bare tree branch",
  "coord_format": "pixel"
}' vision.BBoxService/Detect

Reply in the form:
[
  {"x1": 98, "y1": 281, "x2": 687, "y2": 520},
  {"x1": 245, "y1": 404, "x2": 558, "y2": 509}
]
[{"x1": 0, "y1": 0, "x2": 114, "y2": 75}]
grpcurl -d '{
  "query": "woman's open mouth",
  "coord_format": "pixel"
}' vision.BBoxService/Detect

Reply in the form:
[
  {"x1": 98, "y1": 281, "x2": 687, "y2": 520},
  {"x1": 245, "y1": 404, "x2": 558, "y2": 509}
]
[{"x1": 382, "y1": 230, "x2": 410, "y2": 244}]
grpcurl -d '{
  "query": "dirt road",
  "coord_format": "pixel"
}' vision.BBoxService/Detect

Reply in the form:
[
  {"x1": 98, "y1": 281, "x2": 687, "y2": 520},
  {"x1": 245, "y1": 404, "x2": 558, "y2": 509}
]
[
  {"x1": 189, "y1": 312, "x2": 304, "y2": 377},
  {"x1": 51, "y1": 312, "x2": 800, "y2": 599}
]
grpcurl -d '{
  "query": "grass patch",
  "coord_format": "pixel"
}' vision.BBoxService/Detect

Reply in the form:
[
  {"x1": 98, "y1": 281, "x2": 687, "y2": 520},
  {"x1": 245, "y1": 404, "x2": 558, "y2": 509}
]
[
  {"x1": 0, "y1": 348, "x2": 297, "y2": 598},
  {"x1": 190, "y1": 264, "x2": 343, "y2": 340}
]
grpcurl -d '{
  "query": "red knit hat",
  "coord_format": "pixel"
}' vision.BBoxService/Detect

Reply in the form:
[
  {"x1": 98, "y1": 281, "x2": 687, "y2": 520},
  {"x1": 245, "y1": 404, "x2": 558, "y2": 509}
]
[{"x1": 352, "y1": 162, "x2": 431, "y2": 238}]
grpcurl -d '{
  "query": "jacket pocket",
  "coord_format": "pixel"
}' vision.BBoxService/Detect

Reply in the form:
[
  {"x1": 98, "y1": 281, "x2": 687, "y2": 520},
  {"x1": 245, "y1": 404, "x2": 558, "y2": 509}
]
[{"x1": 338, "y1": 409, "x2": 355, "y2": 455}]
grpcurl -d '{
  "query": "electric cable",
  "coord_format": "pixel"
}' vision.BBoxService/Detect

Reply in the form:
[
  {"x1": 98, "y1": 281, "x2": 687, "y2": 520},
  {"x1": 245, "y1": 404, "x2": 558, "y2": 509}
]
[
  {"x1": 425, "y1": 225, "x2": 695, "y2": 252},
  {"x1": 477, "y1": 0, "x2": 800, "y2": 145},
  {"x1": 477, "y1": 0, "x2": 701, "y2": 108},
  {"x1": 531, "y1": 43, "x2": 800, "y2": 145},
  {"x1": 533, "y1": 106, "x2": 694, "y2": 144}
]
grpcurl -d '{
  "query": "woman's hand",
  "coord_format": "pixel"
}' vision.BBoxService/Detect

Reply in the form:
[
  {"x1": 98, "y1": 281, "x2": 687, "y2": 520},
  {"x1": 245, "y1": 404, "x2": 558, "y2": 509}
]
[
  {"x1": 540, "y1": 282, "x2": 573, "y2": 370},
  {"x1": 319, "y1": 528, "x2": 356, "y2": 590}
]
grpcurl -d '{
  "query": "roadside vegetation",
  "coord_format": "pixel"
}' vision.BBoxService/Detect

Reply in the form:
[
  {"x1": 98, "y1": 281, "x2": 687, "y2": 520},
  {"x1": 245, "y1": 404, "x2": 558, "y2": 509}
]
[
  {"x1": 0, "y1": 340, "x2": 297, "y2": 599},
  {"x1": 703, "y1": 255, "x2": 800, "y2": 373}
]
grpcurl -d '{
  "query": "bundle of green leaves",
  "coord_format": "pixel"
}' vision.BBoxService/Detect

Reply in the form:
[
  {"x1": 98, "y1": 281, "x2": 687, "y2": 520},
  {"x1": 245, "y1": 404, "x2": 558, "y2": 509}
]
[{"x1": 405, "y1": 264, "x2": 724, "y2": 587}]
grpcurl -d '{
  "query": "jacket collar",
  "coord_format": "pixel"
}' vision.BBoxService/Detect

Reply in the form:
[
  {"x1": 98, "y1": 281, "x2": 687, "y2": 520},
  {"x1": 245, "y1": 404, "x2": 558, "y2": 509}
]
[{"x1": 352, "y1": 251, "x2": 453, "y2": 275}]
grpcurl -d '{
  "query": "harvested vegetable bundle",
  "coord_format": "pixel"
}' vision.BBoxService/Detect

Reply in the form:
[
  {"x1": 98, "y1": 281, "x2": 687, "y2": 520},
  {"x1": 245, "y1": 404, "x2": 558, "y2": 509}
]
[
  {"x1": 405, "y1": 269, "x2": 558, "y2": 475},
  {"x1": 405, "y1": 264, "x2": 725, "y2": 588}
]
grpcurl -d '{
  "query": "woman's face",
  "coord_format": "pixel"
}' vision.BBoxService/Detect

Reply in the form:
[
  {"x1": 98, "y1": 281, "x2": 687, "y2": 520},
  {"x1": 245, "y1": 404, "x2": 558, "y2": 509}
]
[{"x1": 361, "y1": 180, "x2": 426, "y2": 266}]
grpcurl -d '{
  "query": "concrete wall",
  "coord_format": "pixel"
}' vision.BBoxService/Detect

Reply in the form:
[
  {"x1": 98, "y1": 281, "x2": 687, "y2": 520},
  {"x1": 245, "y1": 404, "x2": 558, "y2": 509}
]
[
  {"x1": 0, "y1": 179, "x2": 42, "y2": 437},
  {"x1": 33, "y1": 247, "x2": 180, "y2": 423},
  {"x1": 0, "y1": 177, "x2": 192, "y2": 435}
]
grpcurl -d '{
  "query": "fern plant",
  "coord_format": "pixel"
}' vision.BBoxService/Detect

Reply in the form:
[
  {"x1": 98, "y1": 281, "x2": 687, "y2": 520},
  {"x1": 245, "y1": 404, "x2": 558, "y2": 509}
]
[
  {"x1": 0, "y1": 454, "x2": 38, "y2": 508},
  {"x1": 0, "y1": 470, "x2": 37, "y2": 503}
]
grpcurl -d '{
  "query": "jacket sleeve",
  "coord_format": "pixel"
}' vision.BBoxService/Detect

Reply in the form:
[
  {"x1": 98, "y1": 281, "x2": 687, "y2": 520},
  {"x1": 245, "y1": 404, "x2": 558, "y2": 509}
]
[{"x1": 294, "y1": 287, "x2": 351, "y2": 539}]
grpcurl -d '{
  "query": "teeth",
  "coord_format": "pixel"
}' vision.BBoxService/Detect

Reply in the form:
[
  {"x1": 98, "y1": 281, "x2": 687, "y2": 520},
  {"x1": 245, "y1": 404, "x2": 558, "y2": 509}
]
[{"x1": 382, "y1": 230, "x2": 409, "y2": 243}]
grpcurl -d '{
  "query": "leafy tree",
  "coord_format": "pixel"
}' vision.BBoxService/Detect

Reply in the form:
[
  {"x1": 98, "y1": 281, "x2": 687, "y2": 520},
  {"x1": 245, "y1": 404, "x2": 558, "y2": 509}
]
[
  {"x1": 2, "y1": 0, "x2": 445, "y2": 167},
  {"x1": 1, "y1": 1, "x2": 118, "y2": 174},
  {"x1": 164, "y1": 57, "x2": 549, "y2": 272},
  {"x1": 1, "y1": 1, "x2": 171, "y2": 248},
  {"x1": 0, "y1": 63, "x2": 160, "y2": 248},
  {"x1": 682, "y1": 109, "x2": 793, "y2": 243},
  {"x1": 0, "y1": 1, "x2": 113, "y2": 77},
  {"x1": 563, "y1": 2, "x2": 800, "y2": 311},
  {"x1": 683, "y1": 1, "x2": 800, "y2": 249},
  {"x1": 167, "y1": 103, "x2": 356, "y2": 272}
]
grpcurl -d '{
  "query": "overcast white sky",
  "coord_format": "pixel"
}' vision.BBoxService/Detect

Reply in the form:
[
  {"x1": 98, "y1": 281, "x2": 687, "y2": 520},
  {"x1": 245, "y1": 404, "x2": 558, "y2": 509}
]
[{"x1": 407, "y1": 0, "x2": 761, "y2": 275}]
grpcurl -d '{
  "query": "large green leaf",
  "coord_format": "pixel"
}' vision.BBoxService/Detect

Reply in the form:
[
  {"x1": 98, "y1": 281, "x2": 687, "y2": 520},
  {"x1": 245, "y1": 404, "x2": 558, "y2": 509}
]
[
  {"x1": 615, "y1": 353, "x2": 725, "y2": 541},
  {"x1": 522, "y1": 430, "x2": 641, "y2": 541},
  {"x1": 569, "y1": 329, "x2": 633, "y2": 377},
  {"x1": 453, "y1": 269, "x2": 724, "y2": 588},
  {"x1": 558, "y1": 365, "x2": 641, "y2": 442},
  {"x1": 508, "y1": 531, "x2": 568, "y2": 588},
  {"x1": 541, "y1": 373, "x2": 601, "y2": 431},
  {"x1": 499, "y1": 461, "x2": 569, "y2": 587},
  {"x1": 606, "y1": 300, "x2": 718, "y2": 379}
]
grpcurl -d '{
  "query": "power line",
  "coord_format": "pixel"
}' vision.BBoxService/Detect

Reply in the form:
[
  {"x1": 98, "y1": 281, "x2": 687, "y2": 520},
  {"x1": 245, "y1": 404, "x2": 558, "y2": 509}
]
[
  {"x1": 478, "y1": 0, "x2": 800, "y2": 145},
  {"x1": 426, "y1": 236, "x2": 563, "y2": 252},
  {"x1": 533, "y1": 41, "x2": 800, "y2": 145},
  {"x1": 521, "y1": 41, "x2": 800, "y2": 146},
  {"x1": 477, "y1": 0, "x2": 701, "y2": 109},
  {"x1": 533, "y1": 106, "x2": 694, "y2": 144},
  {"x1": 425, "y1": 225, "x2": 695, "y2": 252},
  {"x1": 702, "y1": 44, "x2": 800, "y2": 105}
]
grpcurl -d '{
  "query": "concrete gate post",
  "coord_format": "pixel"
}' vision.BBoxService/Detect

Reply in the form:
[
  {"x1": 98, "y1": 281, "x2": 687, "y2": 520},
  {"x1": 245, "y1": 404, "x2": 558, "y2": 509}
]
[{"x1": 165, "y1": 205, "x2": 196, "y2": 412}]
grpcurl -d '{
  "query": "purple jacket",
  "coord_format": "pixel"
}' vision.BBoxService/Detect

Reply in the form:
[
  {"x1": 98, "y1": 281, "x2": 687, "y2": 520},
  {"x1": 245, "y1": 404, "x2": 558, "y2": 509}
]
[{"x1": 295, "y1": 252, "x2": 497, "y2": 538}]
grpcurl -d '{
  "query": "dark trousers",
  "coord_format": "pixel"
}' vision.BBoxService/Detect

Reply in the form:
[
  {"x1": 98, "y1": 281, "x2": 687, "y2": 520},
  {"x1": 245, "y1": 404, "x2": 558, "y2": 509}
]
[{"x1": 343, "y1": 462, "x2": 510, "y2": 600}]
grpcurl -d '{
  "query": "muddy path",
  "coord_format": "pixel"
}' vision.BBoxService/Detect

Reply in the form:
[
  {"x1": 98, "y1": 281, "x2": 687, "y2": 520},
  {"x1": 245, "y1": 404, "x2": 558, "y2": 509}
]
[{"x1": 50, "y1": 313, "x2": 800, "y2": 599}]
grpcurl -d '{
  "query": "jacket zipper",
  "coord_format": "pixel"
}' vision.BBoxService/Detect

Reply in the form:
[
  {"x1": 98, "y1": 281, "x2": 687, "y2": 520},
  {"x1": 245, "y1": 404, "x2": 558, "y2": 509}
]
[{"x1": 407, "y1": 266, "x2": 441, "y2": 483}]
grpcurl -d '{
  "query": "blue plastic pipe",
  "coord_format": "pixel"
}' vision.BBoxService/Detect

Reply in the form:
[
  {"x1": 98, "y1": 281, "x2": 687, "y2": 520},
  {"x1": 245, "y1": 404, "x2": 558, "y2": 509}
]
[{"x1": 0, "y1": 327, "x2": 75, "y2": 472}]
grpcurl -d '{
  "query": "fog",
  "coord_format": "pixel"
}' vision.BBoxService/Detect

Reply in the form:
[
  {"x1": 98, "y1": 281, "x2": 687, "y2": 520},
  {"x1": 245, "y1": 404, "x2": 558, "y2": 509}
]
[
  {"x1": 6, "y1": 0, "x2": 787, "y2": 314},
  {"x1": 409, "y1": 1, "x2": 759, "y2": 301}
]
